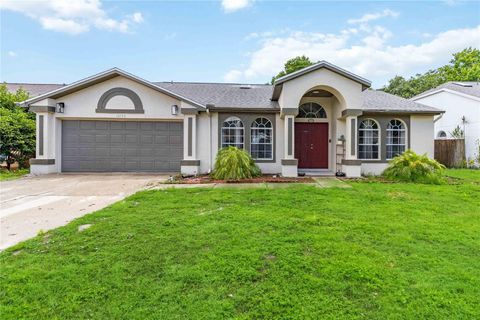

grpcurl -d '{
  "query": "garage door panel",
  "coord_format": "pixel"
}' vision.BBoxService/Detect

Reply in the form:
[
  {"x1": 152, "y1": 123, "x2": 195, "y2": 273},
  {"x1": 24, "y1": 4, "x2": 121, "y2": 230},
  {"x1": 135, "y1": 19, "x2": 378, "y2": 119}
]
[
  {"x1": 62, "y1": 120, "x2": 183, "y2": 172},
  {"x1": 169, "y1": 135, "x2": 183, "y2": 144},
  {"x1": 125, "y1": 135, "x2": 138, "y2": 144}
]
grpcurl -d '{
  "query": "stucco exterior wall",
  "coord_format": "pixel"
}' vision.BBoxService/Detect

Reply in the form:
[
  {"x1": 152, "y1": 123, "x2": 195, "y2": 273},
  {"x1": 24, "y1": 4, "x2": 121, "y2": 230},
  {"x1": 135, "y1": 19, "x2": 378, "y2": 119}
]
[
  {"x1": 410, "y1": 115, "x2": 435, "y2": 157},
  {"x1": 52, "y1": 76, "x2": 184, "y2": 120},
  {"x1": 414, "y1": 91, "x2": 480, "y2": 161},
  {"x1": 278, "y1": 68, "x2": 364, "y2": 110}
]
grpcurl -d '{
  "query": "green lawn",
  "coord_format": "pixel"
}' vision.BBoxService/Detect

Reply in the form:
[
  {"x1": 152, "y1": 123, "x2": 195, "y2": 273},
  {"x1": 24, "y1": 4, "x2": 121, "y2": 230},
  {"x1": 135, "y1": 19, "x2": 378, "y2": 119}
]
[
  {"x1": 0, "y1": 168, "x2": 29, "y2": 181},
  {"x1": 1, "y1": 170, "x2": 479, "y2": 319}
]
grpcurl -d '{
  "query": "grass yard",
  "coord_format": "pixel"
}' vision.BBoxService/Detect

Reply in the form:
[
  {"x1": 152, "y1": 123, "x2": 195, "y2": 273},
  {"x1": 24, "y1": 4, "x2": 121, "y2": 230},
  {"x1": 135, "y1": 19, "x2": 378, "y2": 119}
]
[
  {"x1": 1, "y1": 170, "x2": 479, "y2": 319},
  {"x1": 0, "y1": 168, "x2": 29, "y2": 181}
]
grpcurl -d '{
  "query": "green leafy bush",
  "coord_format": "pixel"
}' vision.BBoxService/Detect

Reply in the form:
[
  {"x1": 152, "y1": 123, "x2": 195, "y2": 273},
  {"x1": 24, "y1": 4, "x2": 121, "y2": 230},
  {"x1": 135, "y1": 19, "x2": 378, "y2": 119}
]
[
  {"x1": 212, "y1": 147, "x2": 261, "y2": 180},
  {"x1": 383, "y1": 150, "x2": 446, "y2": 184},
  {"x1": 0, "y1": 108, "x2": 36, "y2": 169}
]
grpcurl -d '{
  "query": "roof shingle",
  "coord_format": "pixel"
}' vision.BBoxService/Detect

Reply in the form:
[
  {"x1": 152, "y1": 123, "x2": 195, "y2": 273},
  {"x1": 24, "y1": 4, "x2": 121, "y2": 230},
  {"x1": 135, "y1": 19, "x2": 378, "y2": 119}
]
[{"x1": 6, "y1": 81, "x2": 440, "y2": 113}]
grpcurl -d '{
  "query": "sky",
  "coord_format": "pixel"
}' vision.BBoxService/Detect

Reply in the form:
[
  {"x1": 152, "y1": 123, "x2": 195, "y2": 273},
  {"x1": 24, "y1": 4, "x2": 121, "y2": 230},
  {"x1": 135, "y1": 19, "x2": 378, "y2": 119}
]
[{"x1": 1, "y1": 0, "x2": 479, "y2": 88}]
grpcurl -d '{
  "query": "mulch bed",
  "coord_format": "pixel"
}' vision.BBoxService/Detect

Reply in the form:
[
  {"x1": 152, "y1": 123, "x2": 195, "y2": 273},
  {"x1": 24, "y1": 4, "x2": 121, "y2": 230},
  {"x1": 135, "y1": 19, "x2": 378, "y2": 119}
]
[{"x1": 166, "y1": 174, "x2": 316, "y2": 184}]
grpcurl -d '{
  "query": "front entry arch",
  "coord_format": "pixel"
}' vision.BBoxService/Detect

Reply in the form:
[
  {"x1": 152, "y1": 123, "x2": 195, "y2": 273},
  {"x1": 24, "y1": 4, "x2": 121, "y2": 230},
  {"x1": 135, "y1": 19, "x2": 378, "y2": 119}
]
[{"x1": 295, "y1": 123, "x2": 329, "y2": 168}]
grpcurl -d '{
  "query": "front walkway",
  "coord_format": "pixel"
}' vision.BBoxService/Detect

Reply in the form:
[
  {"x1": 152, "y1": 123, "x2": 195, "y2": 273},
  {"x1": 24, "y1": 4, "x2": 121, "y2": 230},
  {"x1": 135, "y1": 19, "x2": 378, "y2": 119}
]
[{"x1": 0, "y1": 173, "x2": 168, "y2": 250}]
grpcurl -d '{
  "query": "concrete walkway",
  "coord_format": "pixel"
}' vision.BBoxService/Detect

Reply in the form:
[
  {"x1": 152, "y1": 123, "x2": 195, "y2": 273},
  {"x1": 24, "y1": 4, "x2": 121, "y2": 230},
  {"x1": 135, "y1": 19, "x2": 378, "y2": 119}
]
[{"x1": 0, "y1": 174, "x2": 167, "y2": 250}]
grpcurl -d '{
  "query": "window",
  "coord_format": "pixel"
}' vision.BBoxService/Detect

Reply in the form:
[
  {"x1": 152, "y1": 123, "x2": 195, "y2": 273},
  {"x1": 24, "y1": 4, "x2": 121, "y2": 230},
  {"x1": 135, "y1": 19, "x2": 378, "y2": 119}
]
[
  {"x1": 358, "y1": 119, "x2": 379, "y2": 159},
  {"x1": 386, "y1": 120, "x2": 406, "y2": 159},
  {"x1": 298, "y1": 103, "x2": 327, "y2": 118},
  {"x1": 250, "y1": 118, "x2": 273, "y2": 160},
  {"x1": 221, "y1": 117, "x2": 244, "y2": 149},
  {"x1": 437, "y1": 130, "x2": 447, "y2": 138}
]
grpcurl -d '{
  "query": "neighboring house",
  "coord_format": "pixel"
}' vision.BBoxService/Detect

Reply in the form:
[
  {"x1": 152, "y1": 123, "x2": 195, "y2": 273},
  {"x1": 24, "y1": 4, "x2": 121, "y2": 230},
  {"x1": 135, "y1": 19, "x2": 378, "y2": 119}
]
[
  {"x1": 11, "y1": 61, "x2": 442, "y2": 177},
  {"x1": 412, "y1": 82, "x2": 480, "y2": 163}
]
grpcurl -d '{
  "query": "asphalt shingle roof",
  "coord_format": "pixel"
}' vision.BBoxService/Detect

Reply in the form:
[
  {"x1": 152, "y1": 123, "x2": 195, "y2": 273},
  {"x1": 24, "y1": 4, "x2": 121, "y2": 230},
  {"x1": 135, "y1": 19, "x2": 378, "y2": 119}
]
[
  {"x1": 413, "y1": 81, "x2": 480, "y2": 99},
  {"x1": 6, "y1": 81, "x2": 440, "y2": 113},
  {"x1": 361, "y1": 89, "x2": 440, "y2": 113},
  {"x1": 5, "y1": 83, "x2": 65, "y2": 97},
  {"x1": 155, "y1": 82, "x2": 279, "y2": 109}
]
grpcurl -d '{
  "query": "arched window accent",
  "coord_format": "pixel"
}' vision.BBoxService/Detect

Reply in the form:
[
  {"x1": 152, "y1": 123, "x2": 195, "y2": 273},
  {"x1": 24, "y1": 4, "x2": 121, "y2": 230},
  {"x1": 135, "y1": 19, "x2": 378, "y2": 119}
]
[
  {"x1": 386, "y1": 119, "x2": 406, "y2": 159},
  {"x1": 221, "y1": 117, "x2": 244, "y2": 149},
  {"x1": 437, "y1": 130, "x2": 447, "y2": 138},
  {"x1": 250, "y1": 117, "x2": 273, "y2": 160},
  {"x1": 358, "y1": 119, "x2": 380, "y2": 160},
  {"x1": 298, "y1": 103, "x2": 327, "y2": 118}
]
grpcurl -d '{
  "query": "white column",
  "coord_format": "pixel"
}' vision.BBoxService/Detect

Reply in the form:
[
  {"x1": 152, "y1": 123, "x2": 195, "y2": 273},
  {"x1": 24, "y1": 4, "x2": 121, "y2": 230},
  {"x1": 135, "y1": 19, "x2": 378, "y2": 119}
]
[
  {"x1": 30, "y1": 107, "x2": 58, "y2": 174},
  {"x1": 183, "y1": 114, "x2": 197, "y2": 160},
  {"x1": 343, "y1": 115, "x2": 362, "y2": 177},
  {"x1": 281, "y1": 114, "x2": 298, "y2": 177},
  {"x1": 345, "y1": 115, "x2": 358, "y2": 160},
  {"x1": 284, "y1": 115, "x2": 295, "y2": 159},
  {"x1": 181, "y1": 113, "x2": 200, "y2": 175}
]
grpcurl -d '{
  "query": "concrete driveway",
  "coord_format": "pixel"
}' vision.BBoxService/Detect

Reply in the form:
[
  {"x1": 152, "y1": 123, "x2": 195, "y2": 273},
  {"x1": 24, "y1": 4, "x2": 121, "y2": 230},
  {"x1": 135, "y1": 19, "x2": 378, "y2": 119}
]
[{"x1": 0, "y1": 174, "x2": 168, "y2": 250}]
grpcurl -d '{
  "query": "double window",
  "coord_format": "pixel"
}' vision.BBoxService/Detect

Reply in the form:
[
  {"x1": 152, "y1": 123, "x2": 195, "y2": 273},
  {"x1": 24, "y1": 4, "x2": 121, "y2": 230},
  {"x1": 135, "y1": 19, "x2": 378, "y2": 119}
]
[
  {"x1": 386, "y1": 120, "x2": 406, "y2": 159},
  {"x1": 358, "y1": 118, "x2": 407, "y2": 160},
  {"x1": 221, "y1": 117, "x2": 273, "y2": 160},
  {"x1": 358, "y1": 119, "x2": 380, "y2": 160}
]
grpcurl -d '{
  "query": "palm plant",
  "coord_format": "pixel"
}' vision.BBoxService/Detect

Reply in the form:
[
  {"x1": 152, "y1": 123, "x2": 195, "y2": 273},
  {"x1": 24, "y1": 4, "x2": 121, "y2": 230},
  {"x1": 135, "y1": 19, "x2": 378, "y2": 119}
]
[
  {"x1": 211, "y1": 147, "x2": 261, "y2": 181},
  {"x1": 383, "y1": 150, "x2": 446, "y2": 184}
]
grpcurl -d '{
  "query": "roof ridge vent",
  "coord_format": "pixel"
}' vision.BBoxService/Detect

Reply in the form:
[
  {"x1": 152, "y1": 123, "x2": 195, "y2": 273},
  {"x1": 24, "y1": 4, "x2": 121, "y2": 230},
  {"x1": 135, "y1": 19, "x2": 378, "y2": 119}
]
[{"x1": 239, "y1": 84, "x2": 252, "y2": 89}]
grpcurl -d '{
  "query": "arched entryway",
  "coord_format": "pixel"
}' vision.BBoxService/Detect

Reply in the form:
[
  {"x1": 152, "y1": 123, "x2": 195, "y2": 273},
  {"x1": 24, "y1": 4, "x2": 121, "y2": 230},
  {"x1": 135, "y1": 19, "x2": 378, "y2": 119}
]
[{"x1": 295, "y1": 102, "x2": 329, "y2": 168}]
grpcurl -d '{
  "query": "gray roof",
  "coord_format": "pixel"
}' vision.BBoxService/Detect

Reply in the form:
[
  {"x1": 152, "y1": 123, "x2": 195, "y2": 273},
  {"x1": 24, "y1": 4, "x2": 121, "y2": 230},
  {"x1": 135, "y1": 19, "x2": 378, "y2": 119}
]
[
  {"x1": 361, "y1": 90, "x2": 441, "y2": 113},
  {"x1": 5, "y1": 83, "x2": 65, "y2": 97},
  {"x1": 155, "y1": 82, "x2": 278, "y2": 109},
  {"x1": 413, "y1": 81, "x2": 480, "y2": 99},
  {"x1": 6, "y1": 80, "x2": 441, "y2": 114}
]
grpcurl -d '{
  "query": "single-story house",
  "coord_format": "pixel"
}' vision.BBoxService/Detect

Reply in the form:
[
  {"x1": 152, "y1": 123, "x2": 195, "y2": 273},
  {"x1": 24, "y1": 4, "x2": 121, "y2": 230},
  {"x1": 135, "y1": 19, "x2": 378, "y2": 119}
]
[
  {"x1": 14, "y1": 61, "x2": 442, "y2": 177},
  {"x1": 411, "y1": 81, "x2": 480, "y2": 163}
]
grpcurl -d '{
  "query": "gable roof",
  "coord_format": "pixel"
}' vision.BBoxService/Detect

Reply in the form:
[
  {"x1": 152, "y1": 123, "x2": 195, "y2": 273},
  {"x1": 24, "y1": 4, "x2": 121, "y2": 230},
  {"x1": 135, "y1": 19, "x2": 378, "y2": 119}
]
[
  {"x1": 17, "y1": 68, "x2": 205, "y2": 109},
  {"x1": 273, "y1": 60, "x2": 372, "y2": 88},
  {"x1": 412, "y1": 81, "x2": 480, "y2": 100},
  {"x1": 7, "y1": 72, "x2": 441, "y2": 114}
]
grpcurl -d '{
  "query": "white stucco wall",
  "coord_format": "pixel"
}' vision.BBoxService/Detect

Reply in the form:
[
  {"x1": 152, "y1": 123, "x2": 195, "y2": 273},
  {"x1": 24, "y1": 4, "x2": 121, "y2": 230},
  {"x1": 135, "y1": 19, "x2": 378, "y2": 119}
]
[
  {"x1": 413, "y1": 91, "x2": 480, "y2": 161},
  {"x1": 53, "y1": 76, "x2": 184, "y2": 120},
  {"x1": 278, "y1": 68, "x2": 364, "y2": 110},
  {"x1": 410, "y1": 115, "x2": 435, "y2": 157}
]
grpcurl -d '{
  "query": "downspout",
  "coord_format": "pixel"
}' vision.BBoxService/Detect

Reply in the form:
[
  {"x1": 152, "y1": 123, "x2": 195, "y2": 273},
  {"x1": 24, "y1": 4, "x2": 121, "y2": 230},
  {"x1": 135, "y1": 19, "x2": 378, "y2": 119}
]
[{"x1": 434, "y1": 113, "x2": 444, "y2": 123}]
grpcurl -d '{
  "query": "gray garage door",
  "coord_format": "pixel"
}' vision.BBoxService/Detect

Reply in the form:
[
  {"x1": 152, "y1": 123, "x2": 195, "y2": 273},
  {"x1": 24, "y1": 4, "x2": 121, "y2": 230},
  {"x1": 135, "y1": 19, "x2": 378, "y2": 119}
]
[{"x1": 62, "y1": 120, "x2": 183, "y2": 172}]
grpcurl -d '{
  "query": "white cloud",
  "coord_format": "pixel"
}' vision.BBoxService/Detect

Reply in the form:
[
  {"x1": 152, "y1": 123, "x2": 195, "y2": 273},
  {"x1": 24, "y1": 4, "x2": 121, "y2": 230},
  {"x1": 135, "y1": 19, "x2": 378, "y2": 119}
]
[
  {"x1": 347, "y1": 9, "x2": 399, "y2": 24},
  {"x1": 7, "y1": 51, "x2": 17, "y2": 57},
  {"x1": 224, "y1": 70, "x2": 243, "y2": 82},
  {"x1": 0, "y1": 0, "x2": 144, "y2": 35},
  {"x1": 226, "y1": 23, "x2": 480, "y2": 86},
  {"x1": 221, "y1": 0, "x2": 253, "y2": 13},
  {"x1": 131, "y1": 12, "x2": 143, "y2": 23}
]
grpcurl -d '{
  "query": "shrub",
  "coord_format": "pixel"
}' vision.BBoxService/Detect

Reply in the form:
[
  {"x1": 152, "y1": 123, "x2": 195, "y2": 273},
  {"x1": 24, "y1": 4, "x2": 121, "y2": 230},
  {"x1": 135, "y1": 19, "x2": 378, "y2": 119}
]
[
  {"x1": 212, "y1": 147, "x2": 261, "y2": 180},
  {"x1": 0, "y1": 108, "x2": 36, "y2": 170},
  {"x1": 383, "y1": 150, "x2": 446, "y2": 184}
]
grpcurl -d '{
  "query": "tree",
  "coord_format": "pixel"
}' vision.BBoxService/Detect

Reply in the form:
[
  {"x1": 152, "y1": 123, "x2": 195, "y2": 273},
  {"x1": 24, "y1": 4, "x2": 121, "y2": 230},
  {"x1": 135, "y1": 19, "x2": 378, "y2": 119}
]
[
  {"x1": 0, "y1": 84, "x2": 34, "y2": 170},
  {"x1": 0, "y1": 84, "x2": 29, "y2": 111},
  {"x1": 450, "y1": 125, "x2": 464, "y2": 139},
  {"x1": 0, "y1": 108, "x2": 36, "y2": 169},
  {"x1": 383, "y1": 47, "x2": 480, "y2": 98},
  {"x1": 271, "y1": 55, "x2": 314, "y2": 84}
]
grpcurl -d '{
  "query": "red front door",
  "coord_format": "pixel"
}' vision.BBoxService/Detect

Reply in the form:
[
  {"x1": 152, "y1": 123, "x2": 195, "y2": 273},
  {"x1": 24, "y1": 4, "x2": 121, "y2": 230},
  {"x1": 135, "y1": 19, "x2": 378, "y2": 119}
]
[{"x1": 295, "y1": 123, "x2": 329, "y2": 168}]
